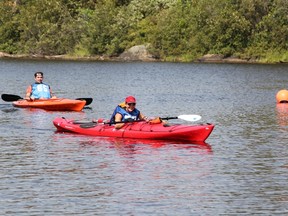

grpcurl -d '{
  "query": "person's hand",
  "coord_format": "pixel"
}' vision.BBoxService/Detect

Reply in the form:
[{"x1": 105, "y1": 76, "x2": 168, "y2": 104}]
[
  {"x1": 51, "y1": 96, "x2": 57, "y2": 99},
  {"x1": 143, "y1": 116, "x2": 151, "y2": 122},
  {"x1": 26, "y1": 96, "x2": 34, "y2": 101},
  {"x1": 126, "y1": 118, "x2": 134, "y2": 122}
]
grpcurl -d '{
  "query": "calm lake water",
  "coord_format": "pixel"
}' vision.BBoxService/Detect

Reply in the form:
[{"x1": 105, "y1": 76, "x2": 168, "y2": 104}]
[{"x1": 0, "y1": 59, "x2": 288, "y2": 215}]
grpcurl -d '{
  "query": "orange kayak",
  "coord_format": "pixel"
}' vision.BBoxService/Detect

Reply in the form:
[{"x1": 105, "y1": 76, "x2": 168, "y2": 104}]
[{"x1": 12, "y1": 98, "x2": 86, "y2": 111}]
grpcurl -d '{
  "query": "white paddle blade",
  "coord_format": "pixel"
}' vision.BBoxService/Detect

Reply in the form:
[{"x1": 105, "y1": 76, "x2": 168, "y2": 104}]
[{"x1": 178, "y1": 115, "x2": 202, "y2": 122}]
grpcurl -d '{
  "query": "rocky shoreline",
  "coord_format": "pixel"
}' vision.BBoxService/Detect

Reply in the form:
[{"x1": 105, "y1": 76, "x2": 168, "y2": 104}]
[{"x1": 0, "y1": 46, "x2": 286, "y2": 64}]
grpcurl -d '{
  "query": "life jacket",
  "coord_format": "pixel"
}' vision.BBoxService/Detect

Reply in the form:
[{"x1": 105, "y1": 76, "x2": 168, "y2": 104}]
[
  {"x1": 31, "y1": 83, "x2": 51, "y2": 99},
  {"x1": 110, "y1": 102, "x2": 140, "y2": 123}
]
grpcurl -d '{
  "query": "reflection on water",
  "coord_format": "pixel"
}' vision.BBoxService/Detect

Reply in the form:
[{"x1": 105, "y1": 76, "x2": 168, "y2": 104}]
[
  {"x1": 53, "y1": 132, "x2": 213, "y2": 157},
  {"x1": 79, "y1": 137, "x2": 212, "y2": 154},
  {"x1": 276, "y1": 103, "x2": 288, "y2": 127}
]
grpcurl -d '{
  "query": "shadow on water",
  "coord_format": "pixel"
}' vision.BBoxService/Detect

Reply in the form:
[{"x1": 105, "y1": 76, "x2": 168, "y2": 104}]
[{"x1": 0, "y1": 103, "x2": 19, "y2": 113}]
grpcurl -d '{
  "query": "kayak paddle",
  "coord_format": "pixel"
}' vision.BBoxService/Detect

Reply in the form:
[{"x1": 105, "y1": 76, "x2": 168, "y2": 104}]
[
  {"x1": 78, "y1": 116, "x2": 202, "y2": 129},
  {"x1": 1, "y1": 94, "x2": 93, "y2": 106},
  {"x1": 160, "y1": 115, "x2": 202, "y2": 122},
  {"x1": 70, "y1": 114, "x2": 202, "y2": 129},
  {"x1": 76, "y1": 114, "x2": 202, "y2": 128},
  {"x1": 107, "y1": 115, "x2": 202, "y2": 124}
]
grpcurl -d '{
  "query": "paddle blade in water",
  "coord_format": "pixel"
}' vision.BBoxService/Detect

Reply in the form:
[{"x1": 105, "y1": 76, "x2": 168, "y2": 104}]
[{"x1": 75, "y1": 98, "x2": 93, "y2": 106}]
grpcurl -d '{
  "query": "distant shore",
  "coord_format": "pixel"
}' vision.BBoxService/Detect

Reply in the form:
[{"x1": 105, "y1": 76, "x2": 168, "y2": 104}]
[{"x1": 0, "y1": 51, "x2": 287, "y2": 64}]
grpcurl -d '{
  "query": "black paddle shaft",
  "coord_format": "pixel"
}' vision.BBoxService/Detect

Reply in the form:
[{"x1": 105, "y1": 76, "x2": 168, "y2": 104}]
[
  {"x1": 2, "y1": 94, "x2": 93, "y2": 105},
  {"x1": 160, "y1": 117, "x2": 178, "y2": 120}
]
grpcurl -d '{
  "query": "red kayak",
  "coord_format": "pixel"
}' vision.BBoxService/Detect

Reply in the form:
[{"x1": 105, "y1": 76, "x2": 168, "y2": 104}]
[
  {"x1": 12, "y1": 98, "x2": 86, "y2": 111},
  {"x1": 53, "y1": 117, "x2": 214, "y2": 142}
]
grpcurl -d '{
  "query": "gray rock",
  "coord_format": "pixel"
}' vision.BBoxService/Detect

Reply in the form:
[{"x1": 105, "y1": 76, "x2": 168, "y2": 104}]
[{"x1": 118, "y1": 45, "x2": 156, "y2": 61}]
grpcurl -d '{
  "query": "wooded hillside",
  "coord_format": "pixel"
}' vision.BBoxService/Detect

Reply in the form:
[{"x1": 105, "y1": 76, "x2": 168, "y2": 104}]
[{"x1": 0, "y1": 0, "x2": 287, "y2": 63}]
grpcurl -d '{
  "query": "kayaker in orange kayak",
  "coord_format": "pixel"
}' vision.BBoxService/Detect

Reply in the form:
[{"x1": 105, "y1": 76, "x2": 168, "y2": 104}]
[
  {"x1": 25, "y1": 72, "x2": 57, "y2": 100},
  {"x1": 110, "y1": 96, "x2": 149, "y2": 129}
]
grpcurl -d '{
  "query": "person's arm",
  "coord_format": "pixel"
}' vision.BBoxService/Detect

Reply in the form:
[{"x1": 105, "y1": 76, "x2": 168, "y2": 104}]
[
  {"x1": 139, "y1": 113, "x2": 149, "y2": 121},
  {"x1": 50, "y1": 87, "x2": 56, "y2": 98},
  {"x1": 25, "y1": 86, "x2": 32, "y2": 100},
  {"x1": 114, "y1": 113, "x2": 125, "y2": 129}
]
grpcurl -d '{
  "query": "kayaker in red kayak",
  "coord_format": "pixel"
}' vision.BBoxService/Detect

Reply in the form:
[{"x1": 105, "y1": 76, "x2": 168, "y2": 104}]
[
  {"x1": 110, "y1": 96, "x2": 149, "y2": 129},
  {"x1": 25, "y1": 72, "x2": 57, "y2": 100}
]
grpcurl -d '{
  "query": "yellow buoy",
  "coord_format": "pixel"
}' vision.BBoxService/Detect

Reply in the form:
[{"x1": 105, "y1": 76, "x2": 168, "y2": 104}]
[{"x1": 276, "y1": 89, "x2": 288, "y2": 103}]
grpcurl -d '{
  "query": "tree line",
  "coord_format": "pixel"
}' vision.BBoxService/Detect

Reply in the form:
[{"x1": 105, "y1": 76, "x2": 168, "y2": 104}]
[{"x1": 0, "y1": 0, "x2": 287, "y2": 63}]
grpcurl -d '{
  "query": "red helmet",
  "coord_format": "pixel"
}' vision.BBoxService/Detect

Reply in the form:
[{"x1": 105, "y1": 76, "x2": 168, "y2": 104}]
[{"x1": 125, "y1": 96, "x2": 136, "y2": 103}]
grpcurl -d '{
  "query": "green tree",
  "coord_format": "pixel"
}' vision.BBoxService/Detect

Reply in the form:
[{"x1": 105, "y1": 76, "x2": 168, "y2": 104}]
[
  {"x1": 16, "y1": 0, "x2": 83, "y2": 55},
  {"x1": 247, "y1": 0, "x2": 288, "y2": 57},
  {"x1": 205, "y1": 3, "x2": 251, "y2": 56},
  {"x1": 0, "y1": 0, "x2": 21, "y2": 53},
  {"x1": 82, "y1": 0, "x2": 122, "y2": 55}
]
